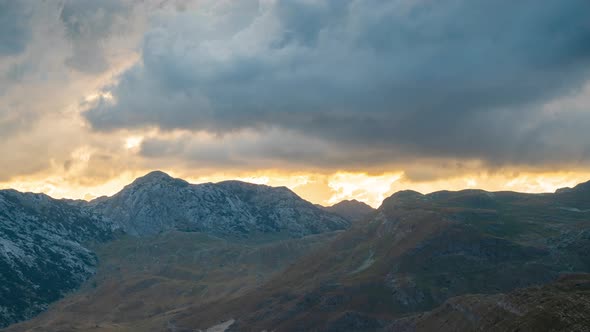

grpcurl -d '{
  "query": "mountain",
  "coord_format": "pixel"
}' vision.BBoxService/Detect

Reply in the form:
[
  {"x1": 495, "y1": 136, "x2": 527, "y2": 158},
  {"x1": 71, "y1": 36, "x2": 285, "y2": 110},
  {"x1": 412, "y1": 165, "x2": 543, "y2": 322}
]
[
  {"x1": 321, "y1": 200, "x2": 375, "y2": 223},
  {"x1": 386, "y1": 273, "x2": 590, "y2": 332},
  {"x1": 0, "y1": 171, "x2": 350, "y2": 329},
  {"x1": 3, "y1": 176, "x2": 590, "y2": 331},
  {"x1": 164, "y1": 186, "x2": 590, "y2": 331},
  {"x1": 90, "y1": 171, "x2": 350, "y2": 237},
  {"x1": 0, "y1": 190, "x2": 116, "y2": 328}
]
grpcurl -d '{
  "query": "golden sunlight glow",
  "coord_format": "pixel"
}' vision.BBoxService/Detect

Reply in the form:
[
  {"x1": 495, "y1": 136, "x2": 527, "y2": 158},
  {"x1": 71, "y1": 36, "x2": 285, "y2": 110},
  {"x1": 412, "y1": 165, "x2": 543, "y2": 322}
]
[
  {"x1": 2, "y1": 169, "x2": 590, "y2": 208},
  {"x1": 0, "y1": 172, "x2": 144, "y2": 201},
  {"x1": 326, "y1": 172, "x2": 403, "y2": 207},
  {"x1": 124, "y1": 136, "x2": 144, "y2": 150}
]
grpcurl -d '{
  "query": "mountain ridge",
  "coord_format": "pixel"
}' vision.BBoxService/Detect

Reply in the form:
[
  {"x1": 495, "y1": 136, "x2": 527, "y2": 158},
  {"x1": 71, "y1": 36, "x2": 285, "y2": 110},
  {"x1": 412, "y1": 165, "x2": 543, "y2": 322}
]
[
  {"x1": 0, "y1": 171, "x2": 350, "y2": 328},
  {"x1": 88, "y1": 171, "x2": 350, "y2": 237},
  {"x1": 2, "y1": 173, "x2": 590, "y2": 331},
  {"x1": 321, "y1": 200, "x2": 376, "y2": 223},
  {"x1": 167, "y1": 180, "x2": 590, "y2": 331}
]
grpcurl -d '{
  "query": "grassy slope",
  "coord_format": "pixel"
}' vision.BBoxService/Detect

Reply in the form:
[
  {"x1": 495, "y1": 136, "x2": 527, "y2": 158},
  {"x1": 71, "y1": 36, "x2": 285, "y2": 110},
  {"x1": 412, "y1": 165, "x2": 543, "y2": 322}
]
[
  {"x1": 3, "y1": 231, "x2": 339, "y2": 332},
  {"x1": 387, "y1": 273, "x2": 590, "y2": 332}
]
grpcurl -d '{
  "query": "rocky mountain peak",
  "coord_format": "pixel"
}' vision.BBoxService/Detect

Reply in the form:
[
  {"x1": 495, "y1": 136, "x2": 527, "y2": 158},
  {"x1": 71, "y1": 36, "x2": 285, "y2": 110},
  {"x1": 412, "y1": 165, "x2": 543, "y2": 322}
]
[
  {"x1": 137, "y1": 169, "x2": 172, "y2": 179},
  {"x1": 322, "y1": 199, "x2": 376, "y2": 223},
  {"x1": 89, "y1": 172, "x2": 349, "y2": 237},
  {"x1": 332, "y1": 199, "x2": 366, "y2": 206},
  {"x1": 127, "y1": 170, "x2": 188, "y2": 188}
]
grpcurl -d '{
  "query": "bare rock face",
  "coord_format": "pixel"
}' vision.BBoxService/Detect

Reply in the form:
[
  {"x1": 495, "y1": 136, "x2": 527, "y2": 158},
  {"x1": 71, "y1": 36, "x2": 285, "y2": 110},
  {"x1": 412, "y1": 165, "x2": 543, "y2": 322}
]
[
  {"x1": 0, "y1": 190, "x2": 116, "y2": 327},
  {"x1": 90, "y1": 171, "x2": 350, "y2": 237}
]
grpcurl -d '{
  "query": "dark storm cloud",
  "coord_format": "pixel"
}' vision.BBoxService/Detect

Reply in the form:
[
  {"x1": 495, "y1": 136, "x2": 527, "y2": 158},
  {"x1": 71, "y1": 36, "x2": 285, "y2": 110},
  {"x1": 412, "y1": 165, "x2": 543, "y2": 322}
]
[
  {"x1": 60, "y1": 0, "x2": 130, "y2": 73},
  {"x1": 85, "y1": 0, "x2": 590, "y2": 168},
  {"x1": 0, "y1": 0, "x2": 32, "y2": 56},
  {"x1": 138, "y1": 129, "x2": 404, "y2": 171}
]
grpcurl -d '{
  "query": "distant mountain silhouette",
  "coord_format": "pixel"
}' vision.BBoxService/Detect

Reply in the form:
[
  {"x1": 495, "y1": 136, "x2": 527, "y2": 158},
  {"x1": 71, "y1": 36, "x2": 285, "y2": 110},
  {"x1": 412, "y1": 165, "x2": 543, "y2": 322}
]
[{"x1": 321, "y1": 199, "x2": 376, "y2": 223}]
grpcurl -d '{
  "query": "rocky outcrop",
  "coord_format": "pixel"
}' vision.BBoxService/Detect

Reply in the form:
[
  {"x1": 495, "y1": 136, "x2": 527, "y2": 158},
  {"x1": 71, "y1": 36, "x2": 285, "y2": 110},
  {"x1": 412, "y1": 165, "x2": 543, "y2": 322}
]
[
  {"x1": 0, "y1": 190, "x2": 116, "y2": 327},
  {"x1": 90, "y1": 171, "x2": 349, "y2": 237}
]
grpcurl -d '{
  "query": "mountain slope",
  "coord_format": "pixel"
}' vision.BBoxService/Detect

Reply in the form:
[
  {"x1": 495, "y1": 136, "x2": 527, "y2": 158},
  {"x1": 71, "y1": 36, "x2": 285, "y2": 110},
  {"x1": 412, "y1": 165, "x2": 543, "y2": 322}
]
[
  {"x1": 322, "y1": 200, "x2": 376, "y2": 223},
  {"x1": 0, "y1": 171, "x2": 350, "y2": 329},
  {"x1": 3, "y1": 231, "x2": 340, "y2": 332},
  {"x1": 0, "y1": 190, "x2": 116, "y2": 328},
  {"x1": 168, "y1": 186, "x2": 590, "y2": 331},
  {"x1": 3, "y1": 177, "x2": 590, "y2": 331},
  {"x1": 386, "y1": 273, "x2": 590, "y2": 332},
  {"x1": 90, "y1": 171, "x2": 349, "y2": 237}
]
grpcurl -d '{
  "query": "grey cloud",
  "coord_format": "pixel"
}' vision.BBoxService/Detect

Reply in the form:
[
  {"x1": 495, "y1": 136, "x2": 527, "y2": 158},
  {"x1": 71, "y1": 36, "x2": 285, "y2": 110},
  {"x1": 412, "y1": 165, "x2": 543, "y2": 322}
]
[
  {"x1": 0, "y1": 0, "x2": 32, "y2": 56},
  {"x1": 273, "y1": 0, "x2": 349, "y2": 47},
  {"x1": 138, "y1": 129, "x2": 405, "y2": 171},
  {"x1": 60, "y1": 0, "x2": 131, "y2": 73},
  {"x1": 85, "y1": 0, "x2": 590, "y2": 168}
]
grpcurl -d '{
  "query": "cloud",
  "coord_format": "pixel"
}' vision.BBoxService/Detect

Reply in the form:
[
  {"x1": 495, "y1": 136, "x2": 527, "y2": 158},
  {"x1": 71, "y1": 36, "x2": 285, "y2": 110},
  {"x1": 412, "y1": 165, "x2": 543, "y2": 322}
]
[
  {"x1": 83, "y1": 0, "x2": 590, "y2": 169},
  {"x1": 138, "y1": 129, "x2": 345, "y2": 170},
  {"x1": 0, "y1": 0, "x2": 146, "y2": 182},
  {"x1": 0, "y1": 0, "x2": 32, "y2": 56},
  {"x1": 60, "y1": 0, "x2": 132, "y2": 73},
  {"x1": 2, "y1": 0, "x2": 590, "y2": 201},
  {"x1": 0, "y1": 0, "x2": 140, "y2": 136}
]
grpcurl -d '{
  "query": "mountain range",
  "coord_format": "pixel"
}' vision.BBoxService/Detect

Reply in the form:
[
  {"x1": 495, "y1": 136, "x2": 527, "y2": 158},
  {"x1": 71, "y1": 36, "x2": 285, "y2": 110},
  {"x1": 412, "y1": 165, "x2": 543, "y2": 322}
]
[
  {"x1": 1, "y1": 172, "x2": 590, "y2": 331},
  {"x1": 89, "y1": 171, "x2": 349, "y2": 237},
  {"x1": 0, "y1": 171, "x2": 348, "y2": 329}
]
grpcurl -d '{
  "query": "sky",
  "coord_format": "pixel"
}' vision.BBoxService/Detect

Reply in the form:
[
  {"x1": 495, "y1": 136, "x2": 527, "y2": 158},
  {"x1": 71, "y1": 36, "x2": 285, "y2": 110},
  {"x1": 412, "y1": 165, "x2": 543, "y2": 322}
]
[{"x1": 1, "y1": 0, "x2": 590, "y2": 207}]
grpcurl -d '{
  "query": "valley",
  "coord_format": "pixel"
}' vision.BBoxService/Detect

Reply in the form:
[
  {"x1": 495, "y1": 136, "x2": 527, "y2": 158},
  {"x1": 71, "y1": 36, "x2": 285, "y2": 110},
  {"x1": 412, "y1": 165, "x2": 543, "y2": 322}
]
[{"x1": 5, "y1": 231, "x2": 338, "y2": 331}]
